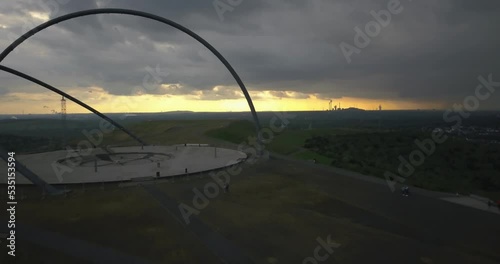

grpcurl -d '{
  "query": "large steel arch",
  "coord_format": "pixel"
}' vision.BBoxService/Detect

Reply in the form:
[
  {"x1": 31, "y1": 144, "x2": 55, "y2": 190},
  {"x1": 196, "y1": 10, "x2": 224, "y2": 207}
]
[
  {"x1": 0, "y1": 65, "x2": 147, "y2": 194},
  {"x1": 0, "y1": 65, "x2": 147, "y2": 145},
  {"x1": 0, "y1": 145, "x2": 64, "y2": 195},
  {"x1": 0, "y1": 8, "x2": 262, "y2": 135}
]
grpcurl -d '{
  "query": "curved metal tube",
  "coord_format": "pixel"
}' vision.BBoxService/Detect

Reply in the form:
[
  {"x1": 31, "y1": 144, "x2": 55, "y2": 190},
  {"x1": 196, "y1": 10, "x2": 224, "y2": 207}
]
[
  {"x1": 0, "y1": 9, "x2": 262, "y2": 192},
  {"x1": 0, "y1": 145, "x2": 63, "y2": 195},
  {"x1": 0, "y1": 65, "x2": 147, "y2": 146},
  {"x1": 0, "y1": 8, "x2": 262, "y2": 136}
]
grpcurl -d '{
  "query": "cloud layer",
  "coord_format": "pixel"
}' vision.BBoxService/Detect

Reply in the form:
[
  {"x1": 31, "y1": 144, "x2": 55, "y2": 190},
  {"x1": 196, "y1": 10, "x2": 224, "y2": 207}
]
[{"x1": 0, "y1": 0, "x2": 499, "y2": 109}]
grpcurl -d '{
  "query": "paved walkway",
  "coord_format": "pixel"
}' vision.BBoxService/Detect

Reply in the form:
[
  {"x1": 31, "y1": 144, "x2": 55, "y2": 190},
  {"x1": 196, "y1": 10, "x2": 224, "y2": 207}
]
[
  {"x1": 441, "y1": 196, "x2": 500, "y2": 214},
  {"x1": 141, "y1": 184, "x2": 254, "y2": 264},
  {"x1": 269, "y1": 152, "x2": 500, "y2": 214},
  {"x1": 263, "y1": 157, "x2": 500, "y2": 263}
]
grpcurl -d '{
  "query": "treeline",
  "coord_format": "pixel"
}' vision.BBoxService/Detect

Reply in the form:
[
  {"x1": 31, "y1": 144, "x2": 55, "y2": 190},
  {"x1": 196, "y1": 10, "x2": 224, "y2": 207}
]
[
  {"x1": 304, "y1": 133, "x2": 500, "y2": 193},
  {"x1": 0, "y1": 134, "x2": 57, "y2": 154}
]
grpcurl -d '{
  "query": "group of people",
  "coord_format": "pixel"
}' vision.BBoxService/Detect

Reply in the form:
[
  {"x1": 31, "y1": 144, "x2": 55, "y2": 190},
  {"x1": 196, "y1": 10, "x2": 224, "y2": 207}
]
[{"x1": 401, "y1": 186, "x2": 410, "y2": 197}]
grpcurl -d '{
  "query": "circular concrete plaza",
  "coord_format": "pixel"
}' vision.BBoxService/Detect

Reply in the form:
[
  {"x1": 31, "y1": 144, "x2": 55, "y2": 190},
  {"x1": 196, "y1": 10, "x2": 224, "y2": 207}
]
[{"x1": 0, "y1": 145, "x2": 247, "y2": 184}]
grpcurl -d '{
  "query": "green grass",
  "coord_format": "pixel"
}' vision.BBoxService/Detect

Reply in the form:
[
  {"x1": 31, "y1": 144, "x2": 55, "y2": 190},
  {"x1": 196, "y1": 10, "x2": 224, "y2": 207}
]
[
  {"x1": 157, "y1": 163, "x2": 499, "y2": 264},
  {"x1": 267, "y1": 130, "x2": 325, "y2": 154},
  {"x1": 14, "y1": 186, "x2": 219, "y2": 263},
  {"x1": 291, "y1": 149, "x2": 331, "y2": 165},
  {"x1": 80, "y1": 119, "x2": 232, "y2": 147},
  {"x1": 4, "y1": 118, "x2": 499, "y2": 263},
  {"x1": 0, "y1": 240, "x2": 88, "y2": 264},
  {"x1": 204, "y1": 120, "x2": 363, "y2": 155},
  {"x1": 301, "y1": 132, "x2": 500, "y2": 195},
  {"x1": 204, "y1": 119, "x2": 500, "y2": 199},
  {"x1": 204, "y1": 120, "x2": 255, "y2": 144},
  {"x1": 157, "y1": 171, "x2": 373, "y2": 263}
]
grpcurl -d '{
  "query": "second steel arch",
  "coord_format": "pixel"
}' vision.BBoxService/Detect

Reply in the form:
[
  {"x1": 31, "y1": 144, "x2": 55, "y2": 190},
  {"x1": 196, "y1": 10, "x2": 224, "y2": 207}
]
[{"x1": 0, "y1": 8, "x2": 262, "y2": 137}]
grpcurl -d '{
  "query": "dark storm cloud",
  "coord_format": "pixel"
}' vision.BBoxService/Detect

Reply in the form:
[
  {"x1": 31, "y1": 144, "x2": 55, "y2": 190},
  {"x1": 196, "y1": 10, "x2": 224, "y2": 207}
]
[
  {"x1": 0, "y1": 0, "x2": 499, "y2": 109},
  {"x1": 0, "y1": 86, "x2": 8, "y2": 95}
]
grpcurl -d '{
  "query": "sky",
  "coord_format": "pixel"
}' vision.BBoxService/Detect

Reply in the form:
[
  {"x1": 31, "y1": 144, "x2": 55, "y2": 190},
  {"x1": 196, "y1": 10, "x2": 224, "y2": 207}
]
[{"x1": 0, "y1": 0, "x2": 499, "y2": 114}]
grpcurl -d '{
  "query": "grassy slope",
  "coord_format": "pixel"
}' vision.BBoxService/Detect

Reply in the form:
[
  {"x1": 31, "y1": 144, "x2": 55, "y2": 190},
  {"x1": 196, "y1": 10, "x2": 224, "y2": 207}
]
[
  {"x1": 156, "y1": 160, "x2": 499, "y2": 264},
  {"x1": 4, "y1": 119, "x2": 499, "y2": 263},
  {"x1": 13, "y1": 186, "x2": 219, "y2": 263},
  {"x1": 84, "y1": 119, "x2": 232, "y2": 146},
  {"x1": 204, "y1": 119, "x2": 500, "y2": 199}
]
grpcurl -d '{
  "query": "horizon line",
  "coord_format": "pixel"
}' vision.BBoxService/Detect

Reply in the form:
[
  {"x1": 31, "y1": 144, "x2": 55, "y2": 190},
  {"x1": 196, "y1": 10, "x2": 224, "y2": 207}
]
[{"x1": 2, "y1": 109, "x2": 500, "y2": 116}]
